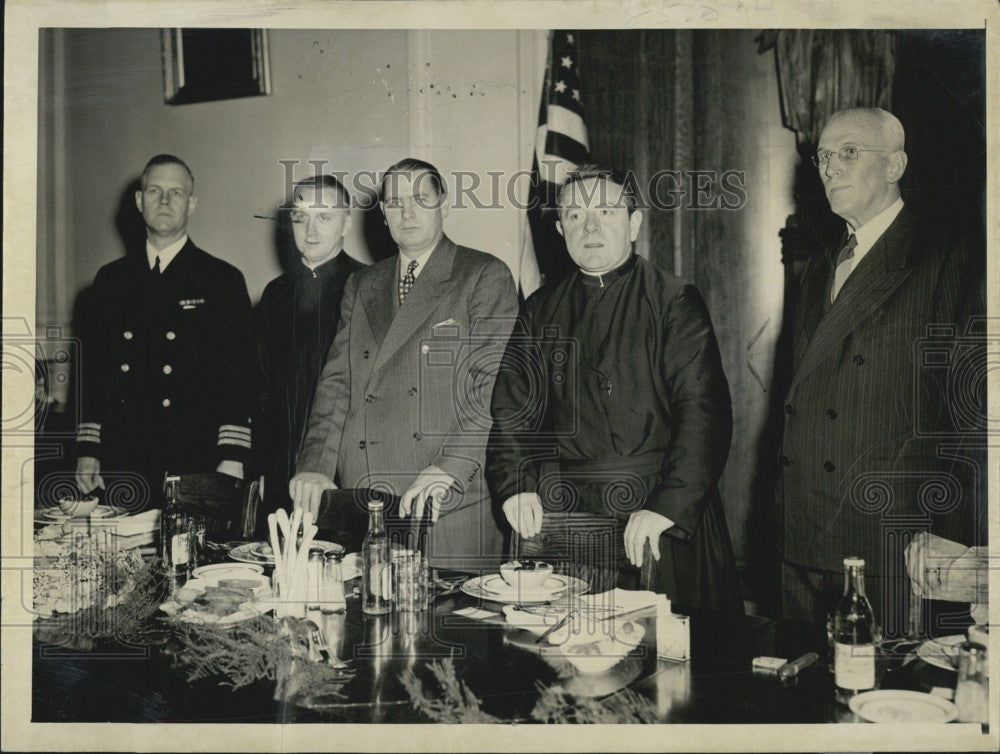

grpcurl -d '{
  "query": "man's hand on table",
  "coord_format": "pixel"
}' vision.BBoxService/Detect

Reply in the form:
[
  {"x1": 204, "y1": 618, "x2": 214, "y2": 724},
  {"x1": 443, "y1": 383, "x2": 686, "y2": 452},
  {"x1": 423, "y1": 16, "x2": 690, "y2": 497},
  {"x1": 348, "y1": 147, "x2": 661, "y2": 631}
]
[
  {"x1": 501, "y1": 492, "x2": 543, "y2": 539},
  {"x1": 624, "y1": 510, "x2": 674, "y2": 567},
  {"x1": 289, "y1": 472, "x2": 337, "y2": 518},
  {"x1": 75, "y1": 456, "x2": 104, "y2": 495},
  {"x1": 400, "y1": 465, "x2": 456, "y2": 523}
]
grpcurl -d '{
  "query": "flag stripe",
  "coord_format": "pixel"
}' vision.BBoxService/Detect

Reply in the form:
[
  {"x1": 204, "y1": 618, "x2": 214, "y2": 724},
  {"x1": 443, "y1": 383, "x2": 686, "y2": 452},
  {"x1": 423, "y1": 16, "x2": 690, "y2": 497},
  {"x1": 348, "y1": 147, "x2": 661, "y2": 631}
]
[
  {"x1": 543, "y1": 131, "x2": 590, "y2": 168},
  {"x1": 544, "y1": 104, "x2": 589, "y2": 147}
]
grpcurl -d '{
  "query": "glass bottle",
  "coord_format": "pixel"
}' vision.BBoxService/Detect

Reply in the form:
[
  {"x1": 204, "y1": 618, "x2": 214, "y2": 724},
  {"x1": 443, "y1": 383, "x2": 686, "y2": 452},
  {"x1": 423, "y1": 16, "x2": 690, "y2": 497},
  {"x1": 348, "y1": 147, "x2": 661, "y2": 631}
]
[
  {"x1": 160, "y1": 475, "x2": 192, "y2": 581},
  {"x1": 833, "y1": 556, "x2": 877, "y2": 704},
  {"x1": 361, "y1": 500, "x2": 392, "y2": 615}
]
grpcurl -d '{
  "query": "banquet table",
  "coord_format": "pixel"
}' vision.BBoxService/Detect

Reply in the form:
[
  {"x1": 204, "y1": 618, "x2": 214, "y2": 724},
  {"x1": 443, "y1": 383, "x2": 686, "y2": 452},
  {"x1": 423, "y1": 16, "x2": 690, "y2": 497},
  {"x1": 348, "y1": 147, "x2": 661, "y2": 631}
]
[{"x1": 32, "y1": 582, "x2": 957, "y2": 725}]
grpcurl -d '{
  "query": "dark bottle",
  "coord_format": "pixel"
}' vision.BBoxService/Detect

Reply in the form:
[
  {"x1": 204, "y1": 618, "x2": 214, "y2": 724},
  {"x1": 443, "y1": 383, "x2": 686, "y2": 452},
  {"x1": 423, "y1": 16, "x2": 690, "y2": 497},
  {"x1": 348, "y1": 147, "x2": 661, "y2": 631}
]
[
  {"x1": 361, "y1": 500, "x2": 391, "y2": 615},
  {"x1": 833, "y1": 556, "x2": 877, "y2": 703},
  {"x1": 160, "y1": 475, "x2": 192, "y2": 580}
]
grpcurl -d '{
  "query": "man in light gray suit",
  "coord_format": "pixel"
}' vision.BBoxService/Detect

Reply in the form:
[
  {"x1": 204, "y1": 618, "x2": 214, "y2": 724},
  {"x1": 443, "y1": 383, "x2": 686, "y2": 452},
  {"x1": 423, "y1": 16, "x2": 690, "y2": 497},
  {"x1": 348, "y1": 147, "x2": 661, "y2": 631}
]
[{"x1": 290, "y1": 158, "x2": 518, "y2": 569}]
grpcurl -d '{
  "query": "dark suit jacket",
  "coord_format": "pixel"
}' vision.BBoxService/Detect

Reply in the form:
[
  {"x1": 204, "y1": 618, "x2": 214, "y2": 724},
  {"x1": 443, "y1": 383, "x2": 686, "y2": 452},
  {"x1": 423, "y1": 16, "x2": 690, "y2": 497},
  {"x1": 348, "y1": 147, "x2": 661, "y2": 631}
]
[
  {"x1": 253, "y1": 252, "x2": 366, "y2": 515},
  {"x1": 76, "y1": 239, "x2": 253, "y2": 505},
  {"x1": 297, "y1": 236, "x2": 518, "y2": 569},
  {"x1": 777, "y1": 206, "x2": 986, "y2": 578}
]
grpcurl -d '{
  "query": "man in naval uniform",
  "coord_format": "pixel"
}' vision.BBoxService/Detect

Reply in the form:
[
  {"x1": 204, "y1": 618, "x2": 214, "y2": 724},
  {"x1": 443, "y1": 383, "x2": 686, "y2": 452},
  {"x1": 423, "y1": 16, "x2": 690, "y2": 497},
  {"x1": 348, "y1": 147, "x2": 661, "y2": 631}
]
[{"x1": 75, "y1": 154, "x2": 253, "y2": 509}]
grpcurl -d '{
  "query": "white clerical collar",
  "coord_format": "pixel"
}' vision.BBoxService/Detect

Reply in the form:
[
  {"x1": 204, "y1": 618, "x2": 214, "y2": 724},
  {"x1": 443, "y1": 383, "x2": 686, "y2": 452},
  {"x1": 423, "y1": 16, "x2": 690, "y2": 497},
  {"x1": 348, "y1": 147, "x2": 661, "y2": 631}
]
[
  {"x1": 301, "y1": 248, "x2": 342, "y2": 270},
  {"x1": 399, "y1": 246, "x2": 435, "y2": 280},
  {"x1": 146, "y1": 235, "x2": 188, "y2": 272},
  {"x1": 848, "y1": 198, "x2": 904, "y2": 267}
]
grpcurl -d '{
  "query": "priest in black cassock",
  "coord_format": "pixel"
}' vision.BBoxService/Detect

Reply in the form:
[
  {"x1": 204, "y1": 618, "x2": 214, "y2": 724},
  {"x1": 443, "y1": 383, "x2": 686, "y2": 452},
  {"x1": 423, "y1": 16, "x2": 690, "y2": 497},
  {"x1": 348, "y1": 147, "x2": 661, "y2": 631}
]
[
  {"x1": 254, "y1": 174, "x2": 366, "y2": 524},
  {"x1": 487, "y1": 165, "x2": 741, "y2": 614}
]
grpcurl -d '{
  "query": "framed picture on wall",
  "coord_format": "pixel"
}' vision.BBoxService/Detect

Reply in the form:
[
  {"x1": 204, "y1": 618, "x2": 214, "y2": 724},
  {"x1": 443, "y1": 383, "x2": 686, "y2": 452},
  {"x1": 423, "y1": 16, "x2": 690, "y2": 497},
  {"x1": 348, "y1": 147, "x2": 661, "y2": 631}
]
[{"x1": 161, "y1": 28, "x2": 271, "y2": 105}]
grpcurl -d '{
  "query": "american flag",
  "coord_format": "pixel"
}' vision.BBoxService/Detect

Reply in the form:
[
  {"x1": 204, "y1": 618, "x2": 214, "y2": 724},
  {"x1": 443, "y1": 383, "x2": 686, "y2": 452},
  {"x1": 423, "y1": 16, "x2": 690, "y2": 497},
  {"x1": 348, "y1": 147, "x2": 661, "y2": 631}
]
[{"x1": 519, "y1": 30, "x2": 590, "y2": 297}]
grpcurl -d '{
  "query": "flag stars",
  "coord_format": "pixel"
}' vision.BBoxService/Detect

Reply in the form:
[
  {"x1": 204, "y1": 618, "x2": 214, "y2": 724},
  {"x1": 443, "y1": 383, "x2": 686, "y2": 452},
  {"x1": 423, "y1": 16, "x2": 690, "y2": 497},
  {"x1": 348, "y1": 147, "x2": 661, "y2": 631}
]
[
  {"x1": 572, "y1": 89, "x2": 581, "y2": 101},
  {"x1": 555, "y1": 80, "x2": 567, "y2": 93},
  {"x1": 561, "y1": 55, "x2": 573, "y2": 69},
  {"x1": 566, "y1": 33, "x2": 574, "y2": 44}
]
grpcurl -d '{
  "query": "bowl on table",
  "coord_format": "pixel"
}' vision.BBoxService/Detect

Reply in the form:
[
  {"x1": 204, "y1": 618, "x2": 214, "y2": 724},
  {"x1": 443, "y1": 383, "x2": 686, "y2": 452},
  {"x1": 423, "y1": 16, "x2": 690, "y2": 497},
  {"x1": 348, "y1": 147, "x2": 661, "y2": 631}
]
[
  {"x1": 500, "y1": 560, "x2": 554, "y2": 591},
  {"x1": 58, "y1": 496, "x2": 99, "y2": 518}
]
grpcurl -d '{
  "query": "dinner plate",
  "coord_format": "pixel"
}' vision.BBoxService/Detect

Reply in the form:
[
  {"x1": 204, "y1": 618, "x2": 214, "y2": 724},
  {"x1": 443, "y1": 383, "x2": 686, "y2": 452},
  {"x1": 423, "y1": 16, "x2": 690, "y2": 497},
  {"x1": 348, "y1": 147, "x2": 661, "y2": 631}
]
[
  {"x1": 229, "y1": 540, "x2": 342, "y2": 564},
  {"x1": 848, "y1": 690, "x2": 957, "y2": 723},
  {"x1": 461, "y1": 573, "x2": 587, "y2": 604},
  {"x1": 34, "y1": 505, "x2": 123, "y2": 525},
  {"x1": 227, "y1": 542, "x2": 361, "y2": 580},
  {"x1": 159, "y1": 577, "x2": 273, "y2": 625},
  {"x1": 916, "y1": 634, "x2": 965, "y2": 672},
  {"x1": 191, "y1": 562, "x2": 265, "y2": 581}
]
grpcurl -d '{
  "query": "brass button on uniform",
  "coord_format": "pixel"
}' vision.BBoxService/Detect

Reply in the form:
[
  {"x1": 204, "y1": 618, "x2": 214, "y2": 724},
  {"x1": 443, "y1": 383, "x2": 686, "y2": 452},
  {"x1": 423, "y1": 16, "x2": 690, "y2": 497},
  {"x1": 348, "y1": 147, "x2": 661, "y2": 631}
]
[
  {"x1": 162, "y1": 398, "x2": 171, "y2": 408},
  {"x1": 780, "y1": 455, "x2": 792, "y2": 466},
  {"x1": 853, "y1": 354, "x2": 865, "y2": 366},
  {"x1": 120, "y1": 363, "x2": 130, "y2": 372},
  {"x1": 363, "y1": 350, "x2": 370, "y2": 359},
  {"x1": 123, "y1": 331, "x2": 133, "y2": 340},
  {"x1": 413, "y1": 432, "x2": 422, "y2": 441},
  {"x1": 408, "y1": 387, "x2": 417, "y2": 396},
  {"x1": 823, "y1": 461, "x2": 836, "y2": 472},
  {"x1": 365, "y1": 394, "x2": 375, "y2": 403},
  {"x1": 358, "y1": 440, "x2": 366, "y2": 449},
  {"x1": 163, "y1": 365, "x2": 172, "y2": 375},
  {"x1": 784, "y1": 403, "x2": 795, "y2": 415},
  {"x1": 166, "y1": 331, "x2": 176, "y2": 340},
  {"x1": 826, "y1": 409, "x2": 838, "y2": 420}
]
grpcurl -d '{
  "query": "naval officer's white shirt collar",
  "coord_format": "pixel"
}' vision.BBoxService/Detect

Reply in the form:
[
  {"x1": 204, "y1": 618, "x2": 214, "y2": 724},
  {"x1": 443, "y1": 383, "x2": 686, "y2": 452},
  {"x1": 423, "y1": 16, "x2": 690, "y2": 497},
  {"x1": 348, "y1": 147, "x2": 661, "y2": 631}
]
[{"x1": 146, "y1": 235, "x2": 188, "y2": 272}]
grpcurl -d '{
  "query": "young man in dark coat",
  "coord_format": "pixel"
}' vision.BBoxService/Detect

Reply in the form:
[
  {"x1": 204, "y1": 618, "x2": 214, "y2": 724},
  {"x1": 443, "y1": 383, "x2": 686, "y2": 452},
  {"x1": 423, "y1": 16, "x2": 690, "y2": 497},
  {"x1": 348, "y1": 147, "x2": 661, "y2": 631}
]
[
  {"x1": 487, "y1": 165, "x2": 742, "y2": 614},
  {"x1": 75, "y1": 154, "x2": 253, "y2": 509},
  {"x1": 254, "y1": 174, "x2": 365, "y2": 519}
]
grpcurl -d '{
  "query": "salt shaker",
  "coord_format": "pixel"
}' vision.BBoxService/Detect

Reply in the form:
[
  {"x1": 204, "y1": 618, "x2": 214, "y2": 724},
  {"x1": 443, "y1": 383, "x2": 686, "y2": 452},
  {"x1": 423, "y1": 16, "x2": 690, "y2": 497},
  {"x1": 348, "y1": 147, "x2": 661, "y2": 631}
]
[
  {"x1": 322, "y1": 550, "x2": 346, "y2": 612},
  {"x1": 954, "y1": 641, "x2": 988, "y2": 723}
]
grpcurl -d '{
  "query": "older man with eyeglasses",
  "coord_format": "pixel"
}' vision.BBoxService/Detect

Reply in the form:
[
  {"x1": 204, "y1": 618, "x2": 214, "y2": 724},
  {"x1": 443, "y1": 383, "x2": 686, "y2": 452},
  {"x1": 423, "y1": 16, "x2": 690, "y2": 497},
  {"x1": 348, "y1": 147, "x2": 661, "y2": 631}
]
[{"x1": 775, "y1": 108, "x2": 986, "y2": 636}]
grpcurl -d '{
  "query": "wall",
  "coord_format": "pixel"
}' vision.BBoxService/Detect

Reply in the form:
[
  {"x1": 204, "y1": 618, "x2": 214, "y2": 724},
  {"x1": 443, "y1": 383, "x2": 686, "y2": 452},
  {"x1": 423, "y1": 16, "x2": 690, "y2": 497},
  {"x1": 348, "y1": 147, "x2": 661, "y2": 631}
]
[
  {"x1": 39, "y1": 28, "x2": 544, "y2": 316},
  {"x1": 691, "y1": 30, "x2": 796, "y2": 592}
]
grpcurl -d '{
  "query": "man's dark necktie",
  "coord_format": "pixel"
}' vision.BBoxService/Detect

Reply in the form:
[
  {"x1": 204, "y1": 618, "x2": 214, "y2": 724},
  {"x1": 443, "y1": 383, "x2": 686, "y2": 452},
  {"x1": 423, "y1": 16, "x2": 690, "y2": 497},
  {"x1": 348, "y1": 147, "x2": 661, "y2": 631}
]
[
  {"x1": 830, "y1": 233, "x2": 857, "y2": 302},
  {"x1": 398, "y1": 259, "x2": 418, "y2": 304},
  {"x1": 152, "y1": 255, "x2": 162, "y2": 275}
]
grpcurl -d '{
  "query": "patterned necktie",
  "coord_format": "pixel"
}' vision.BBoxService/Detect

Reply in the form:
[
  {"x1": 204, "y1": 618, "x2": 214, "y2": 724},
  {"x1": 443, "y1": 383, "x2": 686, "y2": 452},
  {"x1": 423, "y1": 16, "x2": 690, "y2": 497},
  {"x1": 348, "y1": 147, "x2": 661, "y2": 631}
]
[
  {"x1": 830, "y1": 233, "x2": 857, "y2": 302},
  {"x1": 152, "y1": 255, "x2": 162, "y2": 275},
  {"x1": 399, "y1": 259, "x2": 418, "y2": 304}
]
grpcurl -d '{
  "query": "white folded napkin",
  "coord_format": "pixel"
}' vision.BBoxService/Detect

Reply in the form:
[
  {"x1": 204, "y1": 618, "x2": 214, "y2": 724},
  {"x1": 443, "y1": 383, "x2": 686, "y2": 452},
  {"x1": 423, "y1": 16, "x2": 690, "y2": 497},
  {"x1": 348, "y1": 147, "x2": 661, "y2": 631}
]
[{"x1": 111, "y1": 509, "x2": 161, "y2": 537}]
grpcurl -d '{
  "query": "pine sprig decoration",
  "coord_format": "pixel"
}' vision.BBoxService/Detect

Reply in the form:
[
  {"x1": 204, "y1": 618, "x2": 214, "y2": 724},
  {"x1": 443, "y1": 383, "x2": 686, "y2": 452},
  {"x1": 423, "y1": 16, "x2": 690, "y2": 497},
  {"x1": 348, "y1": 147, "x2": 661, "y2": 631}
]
[
  {"x1": 171, "y1": 615, "x2": 355, "y2": 698},
  {"x1": 401, "y1": 659, "x2": 500, "y2": 723},
  {"x1": 33, "y1": 556, "x2": 166, "y2": 650},
  {"x1": 530, "y1": 682, "x2": 659, "y2": 724}
]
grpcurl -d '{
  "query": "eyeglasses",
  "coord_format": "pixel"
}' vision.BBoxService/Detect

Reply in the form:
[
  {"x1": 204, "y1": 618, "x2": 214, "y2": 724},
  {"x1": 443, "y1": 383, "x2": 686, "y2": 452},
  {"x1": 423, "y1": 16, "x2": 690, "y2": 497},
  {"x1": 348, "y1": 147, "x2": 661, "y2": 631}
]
[{"x1": 811, "y1": 145, "x2": 887, "y2": 168}]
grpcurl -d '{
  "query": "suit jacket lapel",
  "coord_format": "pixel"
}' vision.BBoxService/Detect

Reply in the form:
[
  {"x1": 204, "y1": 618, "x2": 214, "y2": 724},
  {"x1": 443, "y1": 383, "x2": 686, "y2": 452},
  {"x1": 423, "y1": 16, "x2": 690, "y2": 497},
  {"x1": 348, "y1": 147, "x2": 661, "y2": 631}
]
[
  {"x1": 360, "y1": 260, "x2": 396, "y2": 351},
  {"x1": 370, "y1": 236, "x2": 457, "y2": 376},
  {"x1": 789, "y1": 209, "x2": 915, "y2": 395}
]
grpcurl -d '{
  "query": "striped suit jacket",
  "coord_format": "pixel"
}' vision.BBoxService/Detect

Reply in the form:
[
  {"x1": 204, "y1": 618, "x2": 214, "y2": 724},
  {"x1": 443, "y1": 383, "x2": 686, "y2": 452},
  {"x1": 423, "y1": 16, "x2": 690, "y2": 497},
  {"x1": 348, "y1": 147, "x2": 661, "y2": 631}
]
[{"x1": 776, "y1": 206, "x2": 985, "y2": 578}]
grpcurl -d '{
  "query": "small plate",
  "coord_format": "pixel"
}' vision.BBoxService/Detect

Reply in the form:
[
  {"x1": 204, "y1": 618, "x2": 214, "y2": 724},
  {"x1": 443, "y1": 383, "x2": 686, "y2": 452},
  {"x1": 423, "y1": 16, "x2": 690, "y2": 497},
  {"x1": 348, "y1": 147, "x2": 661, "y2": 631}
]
[
  {"x1": 916, "y1": 634, "x2": 965, "y2": 672},
  {"x1": 848, "y1": 690, "x2": 957, "y2": 723},
  {"x1": 462, "y1": 573, "x2": 587, "y2": 604}
]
